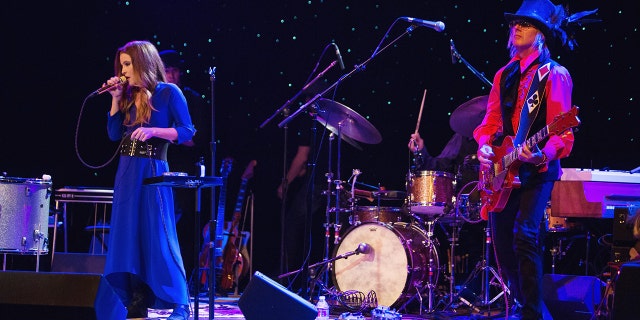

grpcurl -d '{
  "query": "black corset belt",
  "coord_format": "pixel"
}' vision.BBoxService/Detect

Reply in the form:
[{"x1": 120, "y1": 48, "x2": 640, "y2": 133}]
[{"x1": 119, "y1": 136, "x2": 168, "y2": 161}]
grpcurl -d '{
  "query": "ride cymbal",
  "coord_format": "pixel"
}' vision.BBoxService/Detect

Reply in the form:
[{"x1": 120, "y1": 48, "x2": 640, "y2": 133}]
[
  {"x1": 449, "y1": 95, "x2": 488, "y2": 138},
  {"x1": 315, "y1": 98, "x2": 382, "y2": 144}
]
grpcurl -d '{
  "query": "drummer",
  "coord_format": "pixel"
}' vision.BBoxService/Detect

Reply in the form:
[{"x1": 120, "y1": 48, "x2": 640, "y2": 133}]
[
  {"x1": 408, "y1": 97, "x2": 486, "y2": 191},
  {"x1": 408, "y1": 131, "x2": 478, "y2": 190}
]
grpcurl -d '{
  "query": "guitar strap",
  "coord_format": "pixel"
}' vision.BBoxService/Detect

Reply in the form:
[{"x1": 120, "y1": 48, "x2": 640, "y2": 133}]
[{"x1": 513, "y1": 60, "x2": 556, "y2": 146}]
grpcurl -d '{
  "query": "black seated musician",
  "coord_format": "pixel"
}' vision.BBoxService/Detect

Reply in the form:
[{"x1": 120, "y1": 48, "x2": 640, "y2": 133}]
[{"x1": 473, "y1": 0, "x2": 596, "y2": 319}]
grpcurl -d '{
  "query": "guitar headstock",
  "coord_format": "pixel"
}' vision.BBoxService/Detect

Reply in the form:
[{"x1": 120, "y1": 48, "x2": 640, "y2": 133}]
[
  {"x1": 220, "y1": 157, "x2": 234, "y2": 179},
  {"x1": 241, "y1": 160, "x2": 258, "y2": 181},
  {"x1": 549, "y1": 106, "x2": 580, "y2": 135}
]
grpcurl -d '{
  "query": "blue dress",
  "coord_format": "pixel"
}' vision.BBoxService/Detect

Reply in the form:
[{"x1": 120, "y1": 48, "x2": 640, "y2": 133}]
[{"x1": 104, "y1": 82, "x2": 196, "y2": 307}]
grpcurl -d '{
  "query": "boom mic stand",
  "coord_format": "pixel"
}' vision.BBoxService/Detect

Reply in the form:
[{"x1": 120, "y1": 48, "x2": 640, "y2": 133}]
[
  {"x1": 278, "y1": 22, "x2": 419, "y2": 130},
  {"x1": 450, "y1": 39, "x2": 493, "y2": 87},
  {"x1": 280, "y1": 243, "x2": 371, "y2": 297}
]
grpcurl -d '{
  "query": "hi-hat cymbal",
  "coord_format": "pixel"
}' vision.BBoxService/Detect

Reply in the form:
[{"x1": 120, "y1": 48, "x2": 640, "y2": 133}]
[
  {"x1": 449, "y1": 95, "x2": 488, "y2": 138},
  {"x1": 315, "y1": 98, "x2": 382, "y2": 144}
]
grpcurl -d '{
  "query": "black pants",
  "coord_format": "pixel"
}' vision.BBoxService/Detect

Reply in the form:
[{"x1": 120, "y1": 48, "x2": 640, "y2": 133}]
[{"x1": 490, "y1": 181, "x2": 554, "y2": 320}]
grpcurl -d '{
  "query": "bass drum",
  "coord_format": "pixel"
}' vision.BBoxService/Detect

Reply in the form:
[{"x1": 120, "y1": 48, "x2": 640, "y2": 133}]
[
  {"x1": 332, "y1": 222, "x2": 438, "y2": 308},
  {"x1": 351, "y1": 206, "x2": 408, "y2": 225},
  {"x1": 0, "y1": 177, "x2": 52, "y2": 253}
]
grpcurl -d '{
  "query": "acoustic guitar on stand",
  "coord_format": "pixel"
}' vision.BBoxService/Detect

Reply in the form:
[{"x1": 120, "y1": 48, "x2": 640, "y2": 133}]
[
  {"x1": 478, "y1": 106, "x2": 580, "y2": 216},
  {"x1": 220, "y1": 160, "x2": 257, "y2": 291}
]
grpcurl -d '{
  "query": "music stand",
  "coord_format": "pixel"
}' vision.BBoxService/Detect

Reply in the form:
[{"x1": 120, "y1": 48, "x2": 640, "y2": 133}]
[{"x1": 144, "y1": 174, "x2": 222, "y2": 320}]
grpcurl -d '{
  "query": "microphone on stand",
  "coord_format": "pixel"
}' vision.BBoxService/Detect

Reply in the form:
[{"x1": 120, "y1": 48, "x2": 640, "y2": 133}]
[
  {"x1": 336, "y1": 243, "x2": 372, "y2": 259},
  {"x1": 356, "y1": 242, "x2": 371, "y2": 254},
  {"x1": 399, "y1": 17, "x2": 445, "y2": 32},
  {"x1": 450, "y1": 39, "x2": 458, "y2": 64},
  {"x1": 90, "y1": 76, "x2": 127, "y2": 97},
  {"x1": 332, "y1": 43, "x2": 345, "y2": 70}
]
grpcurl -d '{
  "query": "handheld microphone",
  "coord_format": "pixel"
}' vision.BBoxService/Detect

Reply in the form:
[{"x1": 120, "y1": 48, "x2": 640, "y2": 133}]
[
  {"x1": 400, "y1": 17, "x2": 445, "y2": 32},
  {"x1": 90, "y1": 76, "x2": 127, "y2": 97},
  {"x1": 332, "y1": 43, "x2": 345, "y2": 70}
]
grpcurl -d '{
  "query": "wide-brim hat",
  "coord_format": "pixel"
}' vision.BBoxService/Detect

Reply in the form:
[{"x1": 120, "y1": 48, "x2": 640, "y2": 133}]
[
  {"x1": 159, "y1": 49, "x2": 184, "y2": 69},
  {"x1": 504, "y1": 0, "x2": 600, "y2": 50},
  {"x1": 504, "y1": 0, "x2": 563, "y2": 40}
]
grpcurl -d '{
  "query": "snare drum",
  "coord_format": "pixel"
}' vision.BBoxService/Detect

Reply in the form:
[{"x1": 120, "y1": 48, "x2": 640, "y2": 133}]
[
  {"x1": 407, "y1": 170, "x2": 455, "y2": 216},
  {"x1": 351, "y1": 206, "x2": 407, "y2": 225},
  {"x1": 0, "y1": 177, "x2": 52, "y2": 253}
]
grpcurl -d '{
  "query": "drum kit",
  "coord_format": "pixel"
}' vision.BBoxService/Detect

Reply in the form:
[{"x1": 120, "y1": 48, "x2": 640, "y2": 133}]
[
  {"x1": 0, "y1": 175, "x2": 53, "y2": 271},
  {"x1": 287, "y1": 96, "x2": 496, "y2": 314}
]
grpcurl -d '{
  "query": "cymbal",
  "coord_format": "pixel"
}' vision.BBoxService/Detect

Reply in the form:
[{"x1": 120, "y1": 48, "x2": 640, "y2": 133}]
[
  {"x1": 449, "y1": 95, "x2": 488, "y2": 138},
  {"x1": 315, "y1": 98, "x2": 382, "y2": 144}
]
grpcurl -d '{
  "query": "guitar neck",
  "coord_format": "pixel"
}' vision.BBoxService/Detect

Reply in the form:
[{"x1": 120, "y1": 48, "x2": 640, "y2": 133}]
[
  {"x1": 233, "y1": 179, "x2": 248, "y2": 213},
  {"x1": 214, "y1": 176, "x2": 229, "y2": 256},
  {"x1": 504, "y1": 125, "x2": 550, "y2": 168}
]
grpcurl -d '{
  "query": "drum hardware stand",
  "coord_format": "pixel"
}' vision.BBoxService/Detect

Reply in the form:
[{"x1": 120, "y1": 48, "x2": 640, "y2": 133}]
[
  {"x1": 443, "y1": 220, "x2": 509, "y2": 315},
  {"x1": 547, "y1": 233, "x2": 589, "y2": 275},
  {"x1": 549, "y1": 238, "x2": 565, "y2": 274},
  {"x1": 441, "y1": 208, "x2": 464, "y2": 306},
  {"x1": 397, "y1": 219, "x2": 441, "y2": 315},
  {"x1": 33, "y1": 226, "x2": 48, "y2": 272},
  {"x1": 424, "y1": 220, "x2": 439, "y2": 313}
]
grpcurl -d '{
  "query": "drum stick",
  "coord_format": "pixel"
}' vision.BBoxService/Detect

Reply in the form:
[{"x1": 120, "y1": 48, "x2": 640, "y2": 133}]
[{"x1": 414, "y1": 89, "x2": 427, "y2": 134}]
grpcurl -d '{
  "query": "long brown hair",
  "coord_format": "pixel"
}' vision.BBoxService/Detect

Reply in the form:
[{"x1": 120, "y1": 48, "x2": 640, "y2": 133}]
[{"x1": 114, "y1": 40, "x2": 167, "y2": 126}]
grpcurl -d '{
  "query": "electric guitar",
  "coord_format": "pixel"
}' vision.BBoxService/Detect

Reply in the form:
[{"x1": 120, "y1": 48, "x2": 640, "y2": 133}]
[
  {"x1": 220, "y1": 160, "x2": 257, "y2": 290},
  {"x1": 478, "y1": 106, "x2": 580, "y2": 215},
  {"x1": 199, "y1": 157, "x2": 233, "y2": 286}
]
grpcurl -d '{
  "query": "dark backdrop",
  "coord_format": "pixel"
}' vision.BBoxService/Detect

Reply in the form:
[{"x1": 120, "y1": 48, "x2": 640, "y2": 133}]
[{"x1": 1, "y1": 1, "x2": 637, "y2": 281}]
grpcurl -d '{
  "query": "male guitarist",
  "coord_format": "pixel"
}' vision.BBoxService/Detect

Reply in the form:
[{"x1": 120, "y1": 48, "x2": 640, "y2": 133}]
[{"x1": 473, "y1": 1, "x2": 597, "y2": 319}]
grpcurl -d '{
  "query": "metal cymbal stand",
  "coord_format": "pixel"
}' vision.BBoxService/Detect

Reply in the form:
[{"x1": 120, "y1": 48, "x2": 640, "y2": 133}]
[
  {"x1": 443, "y1": 208, "x2": 464, "y2": 305},
  {"x1": 444, "y1": 213, "x2": 509, "y2": 314},
  {"x1": 397, "y1": 216, "x2": 440, "y2": 315},
  {"x1": 316, "y1": 125, "x2": 347, "y2": 297}
]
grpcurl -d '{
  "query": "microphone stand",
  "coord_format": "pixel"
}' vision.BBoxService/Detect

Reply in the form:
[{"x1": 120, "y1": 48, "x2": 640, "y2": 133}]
[
  {"x1": 278, "y1": 25, "x2": 416, "y2": 129},
  {"x1": 265, "y1": 61, "x2": 338, "y2": 288},
  {"x1": 278, "y1": 245, "x2": 366, "y2": 280},
  {"x1": 207, "y1": 66, "x2": 217, "y2": 320},
  {"x1": 259, "y1": 61, "x2": 337, "y2": 130},
  {"x1": 450, "y1": 39, "x2": 493, "y2": 87}
]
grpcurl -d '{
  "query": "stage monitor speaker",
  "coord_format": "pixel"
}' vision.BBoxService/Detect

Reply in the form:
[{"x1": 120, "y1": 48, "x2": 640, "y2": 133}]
[
  {"x1": 542, "y1": 274, "x2": 604, "y2": 320},
  {"x1": 0, "y1": 271, "x2": 126, "y2": 320},
  {"x1": 51, "y1": 252, "x2": 106, "y2": 274},
  {"x1": 239, "y1": 271, "x2": 317, "y2": 320},
  {"x1": 612, "y1": 261, "x2": 640, "y2": 320}
]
